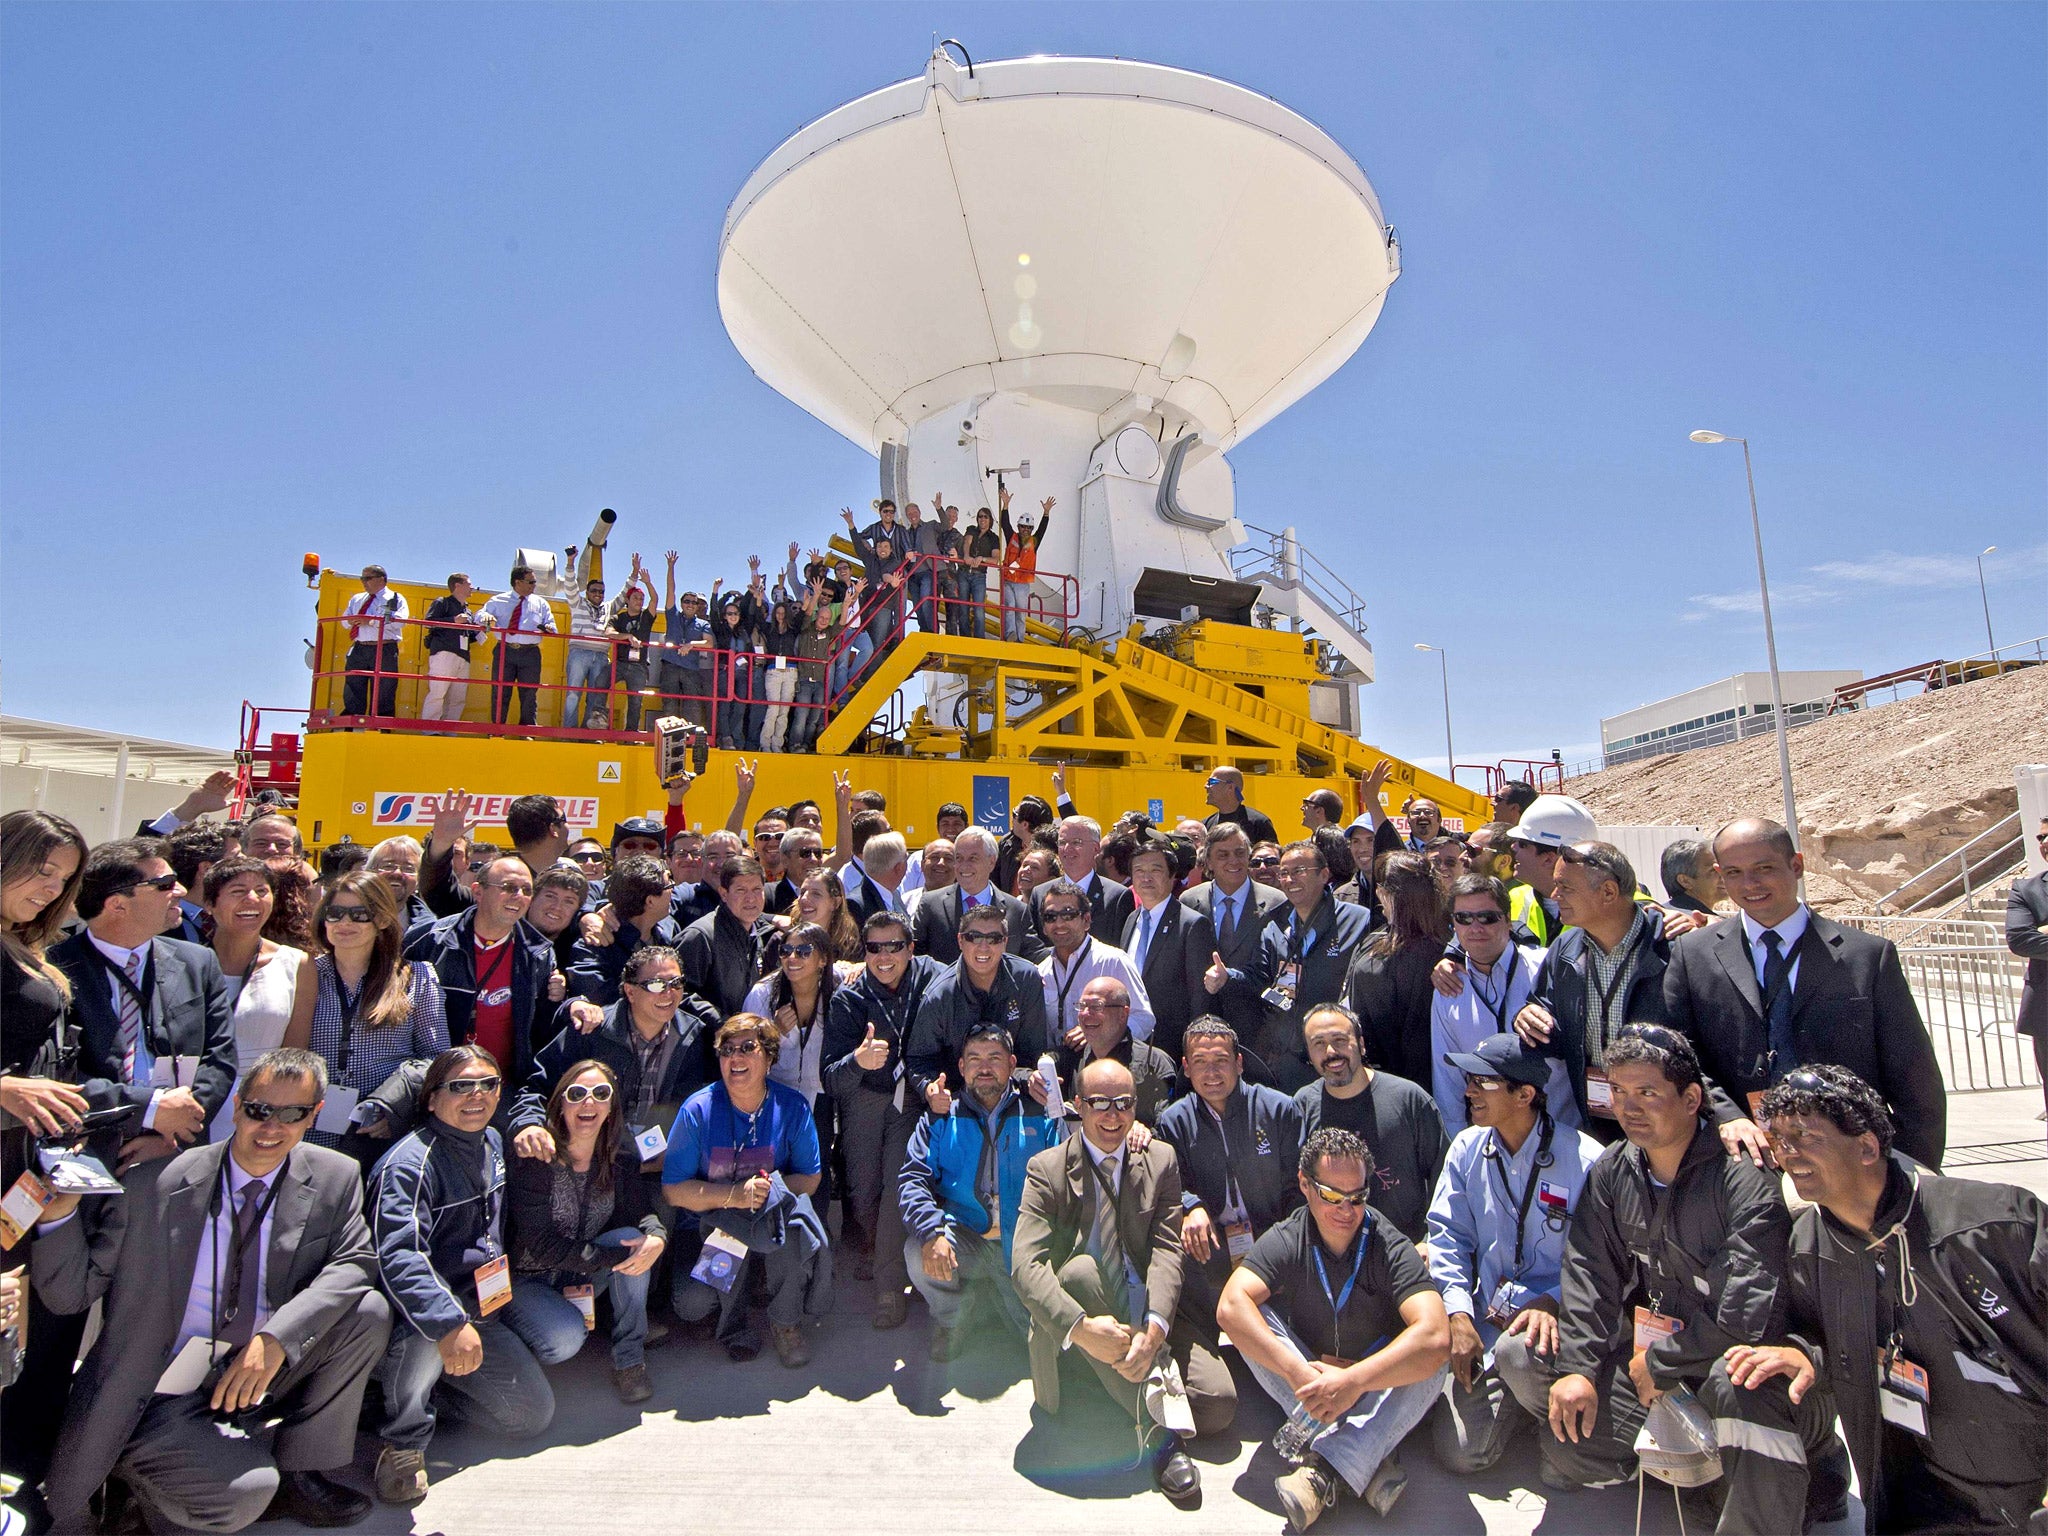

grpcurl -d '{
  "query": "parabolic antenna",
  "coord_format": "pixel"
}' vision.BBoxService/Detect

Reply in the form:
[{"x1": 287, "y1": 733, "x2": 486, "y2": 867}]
[{"x1": 719, "y1": 48, "x2": 1396, "y2": 679}]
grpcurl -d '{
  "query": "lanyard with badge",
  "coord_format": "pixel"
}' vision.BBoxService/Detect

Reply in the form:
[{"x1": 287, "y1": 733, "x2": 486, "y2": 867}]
[
  {"x1": 157, "y1": 1159, "x2": 290, "y2": 1396},
  {"x1": 1481, "y1": 1119, "x2": 1555, "y2": 1326},
  {"x1": 974, "y1": 1095, "x2": 1018, "y2": 1240},
  {"x1": 1051, "y1": 943, "x2": 1091, "y2": 1030},
  {"x1": 1468, "y1": 947, "x2": 1522, "y2": 1035},
  {"x1": 100, "y1": 949, "x2": 169, "y2": 1069},
  {"x1": 1581, "y1": 928, "x2": 1643, "y2": 1118},
  {"x1": 468, "y1": 1139, "x2": 512, "y2": 1317},
  {"x1": 1628, "y1": 1160, "x2": 1692, "y2": 1351},
  {"x1": 1204, "y1": 1102, "x2": 1256, "y2": 1263},
  {"x1": 473, "y1": 936, "x2": 513, "y2": 1013},
  {"x1": 1264, "y1": 919, "x2": 1313, "y2": 1010},
  {"x1": 1083, "y1": 1146, "x2": 1146, "y2": 1322},
  {"x1": 1311, "y1": 1219, "x2": 1371, "y2": 1367}
]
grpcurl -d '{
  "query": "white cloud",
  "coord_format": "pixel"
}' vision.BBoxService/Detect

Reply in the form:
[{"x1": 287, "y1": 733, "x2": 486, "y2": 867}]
[{"x1": 1682, "y1": 541, "x2": 2046, "y2": 622}]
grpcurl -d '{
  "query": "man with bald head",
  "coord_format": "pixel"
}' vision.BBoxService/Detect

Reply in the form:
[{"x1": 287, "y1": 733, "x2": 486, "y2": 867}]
[
  {"x1": 1012, "y1": 1057, "x2": 1232, "y2": 1504},
  {"x1": 1204, "y1": 764, "x2": 1279, "y2": 849},
  {"x1": 1057, "y1": 976, "x2": 1177, "y2": 1126},
  {"x1": 1662, "y1": 816, "x2": 1946, "y2": 1167}
]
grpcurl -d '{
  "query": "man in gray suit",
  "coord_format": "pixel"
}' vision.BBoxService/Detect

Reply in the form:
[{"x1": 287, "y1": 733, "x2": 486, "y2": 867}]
[
  {"x1": 1178, "y1": 823, "x2": 1286, "y2": 1038},
  {"x1": 31, "y1": 1048, "x2": 391, "y2": 1533}
]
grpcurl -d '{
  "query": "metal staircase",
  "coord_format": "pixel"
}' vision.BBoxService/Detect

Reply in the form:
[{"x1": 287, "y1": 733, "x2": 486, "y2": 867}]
[
  {"x1": 1872, "y1": 811, "x2": 2027, "y2": 918},
  {"x1": 1229, "y1": 522, "x2": 1376, "y2": 684}
]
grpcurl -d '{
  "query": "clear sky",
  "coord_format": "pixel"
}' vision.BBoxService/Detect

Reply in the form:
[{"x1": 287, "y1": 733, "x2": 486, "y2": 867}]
[{"x1": 3, "y1": 2, "x2": 2042, "y2": 770}]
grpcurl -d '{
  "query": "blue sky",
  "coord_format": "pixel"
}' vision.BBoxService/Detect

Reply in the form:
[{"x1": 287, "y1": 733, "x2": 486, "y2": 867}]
[{"x1": 4, "y1": 2, "x2": 2042, "y2": 770}]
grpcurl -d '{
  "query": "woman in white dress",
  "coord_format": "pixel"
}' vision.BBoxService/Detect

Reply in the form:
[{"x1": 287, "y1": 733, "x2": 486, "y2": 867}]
[{"x1": 201, "y1": 855, "x2": 317, "y2": 1139}]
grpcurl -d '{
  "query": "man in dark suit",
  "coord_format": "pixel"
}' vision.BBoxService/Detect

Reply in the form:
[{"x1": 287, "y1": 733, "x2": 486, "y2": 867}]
[
  {"x1": 911, "y1": 825, "x2": 1044, "y2": 965},
  {"x1": 2008, "y1": 819, "x2": 2048, "y2": 1120},
  {"x1": 1029, "y1": 815, "x2": 1135, "y2": 948},
  {"x1": 1179, "y1": 824, "x2": 1287, "y2": 1037},
  {"x1": 1011, "y1": 1058, "x2": 1229, "y2": 1504},
  {"x1": 30, "y1": 1048, "x2": 390, "y2": 1533},
  {"x1": 50, "y1": 838, "x2": 237, "y2": 1164},
  {"x1": 1663, "y1": 817, "x2": 1947, "y2": 1168},
  {"x1": 1122, "y1": 837, "x2": 1217, "y2": 1062}
]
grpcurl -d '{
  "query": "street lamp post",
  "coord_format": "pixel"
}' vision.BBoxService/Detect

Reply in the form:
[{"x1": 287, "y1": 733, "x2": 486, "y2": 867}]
[
  {"x1": 1689, "y1": 431, "x2": 1801, "y2": 849},
  {"x1": 1414, "y1": 643, "x2": 1453, "y2": 783},
  {"x1": 1976, "y1": 545, "x2": 1998, "y2": 665}
]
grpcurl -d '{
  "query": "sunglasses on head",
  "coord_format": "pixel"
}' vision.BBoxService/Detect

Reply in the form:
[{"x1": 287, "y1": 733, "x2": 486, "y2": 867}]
[
  {"x1": 1306, "y1": 1175, "x2": 1371, "y2": 1209},
  {"x1": 562, "y1": 1083, "x2": 614, "y2": 1104},
  {"x1": 1779, "y1": 1067, "x2": 1832, "y2": 1094},
  {"x1": 126, "y1": 873, "x2": 180, "y2": 893},
  {"x1": 1077, "y1": 1094, "x2": 1136, "y2": 1113},
  {"x1": 239, "y1": 1100, "x2": 318, "y2": 1124},
  {"x1": 440, "y1": 1076, "x2": 501, "y2": 1097},
  {"x1": 1618, "y1": 1023, "x2": 1690, "y2": 1055},
  {"x1": 1452, "y1": 910, "x2": 1504, "y2": 927},
  {"x1": 632, "y1": 976, "x2": 688, "y2": 996},
  {"x1": 324, "y1": 906, "x2": 375, "y2": 925},
  {"x1": 864, "y1": 938, "x2": 909, "y2": 955},
  {"x1": 717, "y1": 1037, "x2": 764, "y2": 1059}
]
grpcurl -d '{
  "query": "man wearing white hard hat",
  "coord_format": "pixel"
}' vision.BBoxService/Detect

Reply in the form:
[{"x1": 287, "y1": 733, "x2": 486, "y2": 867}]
[{"x1": 1498, "y1": 795, "x2": 1595, "y2": 946}]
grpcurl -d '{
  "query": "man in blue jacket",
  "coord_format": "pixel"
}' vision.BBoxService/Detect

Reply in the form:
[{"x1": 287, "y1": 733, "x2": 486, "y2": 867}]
[{"x1": 898, "y1": 1025, "x2": 1063, "y2": 1361}]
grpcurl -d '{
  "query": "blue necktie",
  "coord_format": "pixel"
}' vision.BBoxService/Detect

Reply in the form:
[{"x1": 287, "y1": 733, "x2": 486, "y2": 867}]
[{"x1": 1759, "y1": 929, "x2": 1798, "y2": 1080}]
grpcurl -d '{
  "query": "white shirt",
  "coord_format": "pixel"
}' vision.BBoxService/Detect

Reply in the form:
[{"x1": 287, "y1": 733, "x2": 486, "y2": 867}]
[
  {"x1": 1039, "y1": 937, "x2": 1155, "y2": 1042},
  {"x1": 1740, "y1": 905, "x2": 1810, "y2": 992},
  {"x1": 479, "y1": 591, "x2": 557, "y2": 646},
  {"x1": 343, "y1": 587, "x2": 409, "y2": 645},
  {"x1": 1429, "y1": 943, "x2": 1575, "y2": 1132},
  {"x1": 174, "y1": 1152, "x2": 280, "y2": 1359},
  {"x1": 900, "y1": 850, "x2": 928, "y2": 896},
  {"x1": 86, "y1": 932, "x2": 168, "y2": 1128},
  {"x1": 956, "y1": 882, "x2": 998, "y2": 910},
  {"x1": 1129, "y1": 900, "x2": 1167, "y2": 969}
]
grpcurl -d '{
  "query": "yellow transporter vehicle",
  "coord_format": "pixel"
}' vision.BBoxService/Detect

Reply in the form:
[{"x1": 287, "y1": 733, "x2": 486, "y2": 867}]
[{"x1": 264, "y1": 562, "x2": 1504, "y2": 852}]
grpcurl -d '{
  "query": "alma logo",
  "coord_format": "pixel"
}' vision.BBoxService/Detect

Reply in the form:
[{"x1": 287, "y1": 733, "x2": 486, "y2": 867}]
[{"x1": 372, "y1": 792, "x2": 600, "y2": 831}]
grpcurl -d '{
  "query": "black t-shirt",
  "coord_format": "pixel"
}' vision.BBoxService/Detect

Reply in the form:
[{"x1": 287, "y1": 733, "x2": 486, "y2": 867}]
[
  {"x1": 610, "y1": 609, "x2": 656, "y2": 665},
  {"x1": 1242, "y1": 1205, "x2": 1435, "y2": 1365},
  {"x1": 1292, "y1": 1072, "x2": 1449, "y2": 1243}
]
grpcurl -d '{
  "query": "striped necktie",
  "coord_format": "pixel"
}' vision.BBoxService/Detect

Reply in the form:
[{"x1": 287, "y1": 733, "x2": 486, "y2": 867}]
[{"x1": 118, "y1": 951, "x2": 145, "y2": 1082}]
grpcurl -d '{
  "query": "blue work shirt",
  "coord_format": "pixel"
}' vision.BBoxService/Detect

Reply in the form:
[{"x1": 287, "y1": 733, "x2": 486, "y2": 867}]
[
  {"x1": 661, "y1": 1080, "x2": 821, "y2": 1227},
  {"x1": 1424, "y1": 1117, "x2": 1604, "y2": 1347}
]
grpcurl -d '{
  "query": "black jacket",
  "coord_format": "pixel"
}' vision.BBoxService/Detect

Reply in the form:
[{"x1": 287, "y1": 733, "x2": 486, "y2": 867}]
[
  {"x1": 48, "y1": 931, "x2": 237, "y2": 1139},
  {"x1": 1121, "y1": 898, "x2": 1216, "y2": 1063},
  {"x1": 1663, "y1": 912, "x2": 1947, "y2": 1168},
  {"x1": 1056, "y1": 1034, "x2": 1178, "y2": 1127},
  {"x1": 1154, "y1": 1082, "x2": 1304, "y2": 1234},
  {"x1": 1178, "y1": 879, "x2": 1287, "y2": 1037},
  {"x1": 904, "y1": 954, "x2": 1050, "y2": 1100},
  {"x1": 1556, "y1": 1122, "x2": 1790, "y2": 1387},
  {"x1": 2008, "y1": 869, "x2": 2048, "y2": 1039},
  {"x1": 676, "y1": 904, "x2": 772, "y2": 1020},
  {"x1": 912, "y1": 883, "x2": 1046, "y2": 966},
  {"x1": 565, "y1": 914, "x2": 685, "y2": 1006},
  {"x1": 1204, "y1": 802, "x2": 1279, "y2": 849},
  {"x1": 1526, "y1": 916, "x2": 1675, "y2": 1138},
  {"x1": 402, "y1": 909, "x2": 560, "y2": 1095},
  {"x1": 1030, "y1": 872, "x2": 1134, "y2": 950},
  {"x1": 511, "y1": 998, "x2": 717, "y2": 1137},
  {"x1": 1249, "y1": 892, "x2": 1375, "y2": 1092},
  {"x1": 1346, "y1": 938, "x2": 1442, "y2": 1090},
  {"x1": 822, "y1": 955, "x2": 944, "y2": 1100},
  {"x1": 1785, "y1": 1154, "x2": 2048, "y2": 1533},
  {"x1": 508, "y1": 1149, "x2": 667, "y2": 1277}
]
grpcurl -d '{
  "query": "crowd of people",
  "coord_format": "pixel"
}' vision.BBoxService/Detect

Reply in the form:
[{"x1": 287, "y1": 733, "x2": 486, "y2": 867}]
[
  {"x1": 333, "y1": 487, "x2": 1061, "y2": 740},
  {"x1": 2, "y1": 765, "x2": 2045, "y2": 1536}
]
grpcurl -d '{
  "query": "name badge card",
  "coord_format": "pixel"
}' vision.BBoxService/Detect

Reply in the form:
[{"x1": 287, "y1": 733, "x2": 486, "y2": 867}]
[
  {"x1": 1224, "y1": 1220, "x2": 1255, "y2": 1264},
  {"x1": 1486, "y1": 1281, "x2": 1523, "y2": 1329},
  {"x1": 1880, "y1": 1353, "x2": 1930, "y2": 1437},
  {"x1": 1586, "y1": 1070, "x2": 1616, "y2": 1118},
  {"x1": 690, "y1": 1228, "x2": 749, "y2": 1293},
  {"x1": 564, "y1": 1284, "x2": 597, "y2": 1331},
  {"x1": 151, "y1": 1055, "x2": 203, "y2": 1090},
  {"x1": 0, "y1": 1172, "x2": 53, "y2": 1249},
  {"x1": 315, "y1": 1085, "x2": 360, "y2": 1136},
  {"x1": 474, "y1": 1254, "x2": 512, "y2": 1316},
  {"x1": 633, "y1": 1124, "x2": 669, "y2": 1163},
  {"x1": 1633, "y1": 1305, "x2": 1682, "y2": 1350}
]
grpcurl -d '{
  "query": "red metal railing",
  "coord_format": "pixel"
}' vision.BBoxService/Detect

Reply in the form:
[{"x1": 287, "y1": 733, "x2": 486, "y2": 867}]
[{"x1": 1448, "y1": 757, "x2": 1567, "y2": 800}]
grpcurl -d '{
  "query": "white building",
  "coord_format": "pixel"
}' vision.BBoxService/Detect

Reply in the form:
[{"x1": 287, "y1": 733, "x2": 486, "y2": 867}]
[
  {"x1": 1, "y1": 716, "x2": 233, "y2": 841},
  {"x1": 1600, "y1": 671, "x2": 1862, "y2": 767}
]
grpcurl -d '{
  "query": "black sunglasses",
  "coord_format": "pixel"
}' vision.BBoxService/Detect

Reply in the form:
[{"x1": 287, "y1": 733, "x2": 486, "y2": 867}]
[
  {"x1": 864, "y1": 939, "x2": 909, "y2": 955},
  {"x1": 1040, "y1": 907, "x2": 1085, "y2": 922},
  {"x1": 631, "y1": 976, "x2": 689, "y2": 996},
  {"x1": 439, "y1": 1076, "x2": 501, "y2": 1097},
  {"x1": 783, "y1": 943, "x2": 819, "y2": 959},
  {"x1": 126, "y1": 873, "x2": 180, "y2": 893},
  {"x1": 1452, "y1": 910, "x2": 1505, "y2": 927},
  {"x1": 239, "y1": 1100, "x2": 318, "y2": 1124}
]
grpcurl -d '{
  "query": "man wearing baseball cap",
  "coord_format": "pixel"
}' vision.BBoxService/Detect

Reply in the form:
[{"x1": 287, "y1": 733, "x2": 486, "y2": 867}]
[{"x1": 1425, "y1": 1035, "x2": 1603, "y2": 1475}]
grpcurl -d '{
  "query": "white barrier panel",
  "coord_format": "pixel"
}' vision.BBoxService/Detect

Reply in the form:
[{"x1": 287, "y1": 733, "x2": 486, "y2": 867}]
[
  {"x1": 2018, "y1": 764, "x2": 2048, "y2": 878},
  {"x1": 1595, "y1": 824, "x2": 1705, "y2": 904}
]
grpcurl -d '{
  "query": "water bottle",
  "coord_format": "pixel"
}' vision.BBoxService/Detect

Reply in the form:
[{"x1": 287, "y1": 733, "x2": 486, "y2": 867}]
[
  {"x1": 1272, "y1": 1404, "x2": 1326, "y2": 1465},
  {"x1": 1036, "y1": 1053, "x2": 1065, "y2": 1116}
]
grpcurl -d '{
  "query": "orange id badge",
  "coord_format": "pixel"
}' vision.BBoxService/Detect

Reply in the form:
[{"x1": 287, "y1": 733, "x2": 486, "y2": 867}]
[
  {"x1": 1633, "y1": 1305, "x2": 1682, "y2": 1351},
  {"x1": 0, "y1": 1172, "x2": 53, "y2": 1250},
  {"x1": 474, "y1": 1255, "x2": 512, "y2": 1316}
]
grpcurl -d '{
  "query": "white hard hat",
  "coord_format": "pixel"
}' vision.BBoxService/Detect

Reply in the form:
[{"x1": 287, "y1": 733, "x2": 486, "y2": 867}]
[{"x1": 1505, "y1": 794, "x2": 1598, "y2": 849}]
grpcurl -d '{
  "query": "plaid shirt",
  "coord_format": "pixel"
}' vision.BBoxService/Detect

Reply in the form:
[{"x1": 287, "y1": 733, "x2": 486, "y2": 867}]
[{"x1": 1584, "y1": 905, "x2": 1654, "y2": 1056}]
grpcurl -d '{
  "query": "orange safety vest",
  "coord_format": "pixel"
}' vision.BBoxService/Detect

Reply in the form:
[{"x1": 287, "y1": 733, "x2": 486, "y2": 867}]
[{"x1": 1001, "y1": 533, "x2": 1037, "y2": 585}]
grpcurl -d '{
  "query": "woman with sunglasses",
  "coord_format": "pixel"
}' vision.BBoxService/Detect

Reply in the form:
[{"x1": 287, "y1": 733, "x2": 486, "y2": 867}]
[
  {"x1": 1345, "y1": 854, "x2": 1450, "y2": 1092},
  {"x1": 505, "y1": 1061, "x2": 668, "y2": 1404},
  {"x1": 307, "y1": 873, "x2": 448, "y2": 1151},
  {"x1": 200, "y1": 856, "x2": 317, "y2": 1139},
  {"x1": 367, "y1": 1045, "x2": 553, "y2": 1507},
  {"x1": 745, "y1": 924, "x2": 840, "y2": 1220}
]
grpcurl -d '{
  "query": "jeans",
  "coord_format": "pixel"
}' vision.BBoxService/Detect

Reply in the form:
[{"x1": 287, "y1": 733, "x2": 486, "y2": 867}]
[
  {"x1": 504, "y1": 1234, "x2": 652, "y2": 1370},
  {"x1": 672, "y1": 1210, "x2": 825, "y2": 1345},
  {"x1": 422, "y1": 650, "x2": 472, "y2": 721},
  {"x1": 716, "y1": 657, "x2": 750, "y2": 748},
  {"x1": 1002, "y1": 581, "x2": 1031, "y2": 642},
  {"x1": 902, "y1": 1226, "x2": 1028, "y2": 1334},
  {"x1": 614, "y1": 658, "x2": 650, "y2": 730},
  {"x1": 790, "y1": 676, "x2": 826, "y2": 750},
  {"x1": 906, "y1": 570, "x2": 937, "y2": 633},
  {"x1": 1244, "y1": 1304, "x2": 1446, "y2": 1496},
  {"x1": 829, "y1": 631, "x2": 873, "y2": 700},
  {"x1": 375, "y1": 1316, "x2": 555, "y2": 1451},
  {"x1": 564, "y1": 648, "x2": 611, "y2": 728},
  {"x1": 945, "y1": 572, "x2": 982, "y2": 637},
  {"x1": 658, "y1": 660, "x2": 710, "y2": 729},
  {"x1": 343, "y1": 641, "x2": 400, "y2": 717},
  {"x1": 759, "y1": 660, "x2": 799, "y2": 751}
]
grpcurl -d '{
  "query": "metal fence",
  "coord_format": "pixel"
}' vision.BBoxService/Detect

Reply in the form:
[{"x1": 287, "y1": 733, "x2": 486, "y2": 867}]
[{"x1": 1840, "y1": 916, "x2": 2038, "y2": 1094}]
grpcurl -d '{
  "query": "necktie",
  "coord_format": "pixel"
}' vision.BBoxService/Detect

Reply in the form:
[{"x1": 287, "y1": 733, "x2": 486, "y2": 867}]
[
  {"x1": 1088, "y1": 1157, "x2": 1130, "y2": 1319},
  {"x1": 1135, "y1": 910, "x2": 1155, "y2": 970},
  {"x1": 220, "y1": 1178, "x2": 270, "y2": 1348},
  {"x1": 1759, "y1": 930, "x2": 1798, "y2": 1080},
  {"x1": 118, "y1": 951, "x2": 145, "y2": 1082},
  {"x1": 1216, "y1": 892, "x2": 1237, "y2": 951}
]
